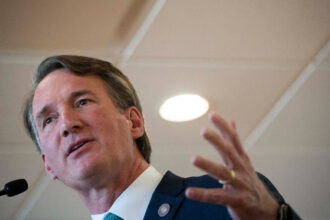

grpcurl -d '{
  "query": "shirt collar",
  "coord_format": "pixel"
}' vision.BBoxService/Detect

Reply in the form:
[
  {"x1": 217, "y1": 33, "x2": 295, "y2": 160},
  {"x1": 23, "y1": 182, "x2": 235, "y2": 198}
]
[{"x1": 91, "y1": 166, "x2": 162, "y2": 220}]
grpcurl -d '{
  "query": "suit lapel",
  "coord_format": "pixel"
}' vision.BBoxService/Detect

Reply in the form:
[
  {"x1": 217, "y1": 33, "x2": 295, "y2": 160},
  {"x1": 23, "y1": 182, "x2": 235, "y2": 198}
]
[{"x1": 143, "y1": 171, "x2": 186, "y2": 220}]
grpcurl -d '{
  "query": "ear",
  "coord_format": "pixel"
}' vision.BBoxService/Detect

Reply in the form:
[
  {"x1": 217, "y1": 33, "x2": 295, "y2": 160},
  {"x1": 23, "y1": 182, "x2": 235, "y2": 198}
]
[
  {"x1": 124, "y1": 107, "x2": 144, "y2": 139},
  {"x1": 42, "y1": 154, "x2": 58, "y2": 180}
]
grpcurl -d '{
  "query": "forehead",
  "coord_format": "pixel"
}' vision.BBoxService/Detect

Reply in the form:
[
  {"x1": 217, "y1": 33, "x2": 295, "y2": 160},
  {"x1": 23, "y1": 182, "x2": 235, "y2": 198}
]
[{"x1": 32, "y1": 70, "x2": 108, "y2": 112}]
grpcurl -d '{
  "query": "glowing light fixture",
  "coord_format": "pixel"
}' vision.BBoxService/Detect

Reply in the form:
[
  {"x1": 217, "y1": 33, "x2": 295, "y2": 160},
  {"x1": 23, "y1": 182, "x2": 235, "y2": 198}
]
[{"x1": 159, "y1": 94, "x2": 209, "y2": 122}]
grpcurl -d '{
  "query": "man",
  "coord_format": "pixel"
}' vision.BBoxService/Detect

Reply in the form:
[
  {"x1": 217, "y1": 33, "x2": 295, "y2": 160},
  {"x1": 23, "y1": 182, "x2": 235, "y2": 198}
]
[{"x1": 23, "y1": 55, "x2": 300, "y2": 220}]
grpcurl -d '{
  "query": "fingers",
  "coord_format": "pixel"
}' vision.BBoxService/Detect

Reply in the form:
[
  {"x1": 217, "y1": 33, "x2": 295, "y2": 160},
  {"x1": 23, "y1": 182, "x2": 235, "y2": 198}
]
[
  {"x1": 185, "y1": 187, "x2": 242, "y2": 207},
  {"x1": 229, "y1": 119, "x2": 236, "y2": 130},
  {"x1": 191, "y1": 155, "x2": 245, "y2": 188},
  {"x1": 209, "y1": 113, "x2": 245, "y2": 156},
  {"x1": 201, "y1": 127, "x2": 240, "y2": 168},
  {"x1": 188, "y1": 112, "x2": 280, "y2": 219},
  {"x1": 191, "y1": 155, "x2": 231, "y2": 183}
]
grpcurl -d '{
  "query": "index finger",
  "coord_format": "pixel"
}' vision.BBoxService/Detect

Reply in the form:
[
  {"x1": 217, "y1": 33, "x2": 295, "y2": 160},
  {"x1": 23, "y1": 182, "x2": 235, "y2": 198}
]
[{"x1": 185, "y1": 187, "x2": 242, "y2": 207}]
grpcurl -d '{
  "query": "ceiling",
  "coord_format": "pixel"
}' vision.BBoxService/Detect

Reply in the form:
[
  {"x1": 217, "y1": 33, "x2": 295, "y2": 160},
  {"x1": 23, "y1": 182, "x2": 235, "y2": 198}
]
[{"x1": 0, "y1": 0, "x2": 329, "y2": 219}]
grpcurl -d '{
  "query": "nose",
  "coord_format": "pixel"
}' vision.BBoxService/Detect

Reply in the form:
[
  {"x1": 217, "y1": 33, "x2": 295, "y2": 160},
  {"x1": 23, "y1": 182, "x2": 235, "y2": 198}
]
[{"x1": 60, "y1": 107, "x2": 82, "y2": 137}]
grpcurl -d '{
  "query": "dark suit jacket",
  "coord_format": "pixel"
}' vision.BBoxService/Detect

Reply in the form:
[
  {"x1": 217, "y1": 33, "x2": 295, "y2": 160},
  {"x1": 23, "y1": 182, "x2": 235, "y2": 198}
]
[{"x1": 143, "y1": 171, "x2": 300, "y2": 220}]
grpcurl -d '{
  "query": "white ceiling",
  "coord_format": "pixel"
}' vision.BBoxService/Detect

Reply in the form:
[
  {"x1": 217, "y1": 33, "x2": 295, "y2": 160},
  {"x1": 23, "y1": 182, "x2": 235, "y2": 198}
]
[{"x1": 0, "y1": 0, "x2": 329, "y2": 219}]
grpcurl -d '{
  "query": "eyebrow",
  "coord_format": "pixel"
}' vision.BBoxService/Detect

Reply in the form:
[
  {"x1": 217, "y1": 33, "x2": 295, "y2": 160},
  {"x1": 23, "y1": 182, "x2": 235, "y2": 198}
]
[
  {"x1": 36, "y1": 104, "x2": 52, "y2": 121},
  {"x1": 35, "y1": 89, "x2": 97, "y2": 121},
  {"x1": 70, "y1": 89, "x2": 97, "y2": 101}
]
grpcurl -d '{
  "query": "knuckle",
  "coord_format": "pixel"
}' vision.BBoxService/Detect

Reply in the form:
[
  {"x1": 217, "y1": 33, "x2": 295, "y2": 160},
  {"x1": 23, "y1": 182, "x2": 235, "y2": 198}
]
[
  {"x1": 209, "y1": 193, "x2": 222, "y2": 204},
  {"x1": 231, "y1": 131, "x2": 239, "y2": 141},
  {"x1": 221, "y1": 140, "x2": 231, "y2": 153},
  {"x1": 232, "y1": 195, "x2": 244, "y2": 207},
  {"x1": 239, "y1": 179, "x2": 250, "y2": 190}
]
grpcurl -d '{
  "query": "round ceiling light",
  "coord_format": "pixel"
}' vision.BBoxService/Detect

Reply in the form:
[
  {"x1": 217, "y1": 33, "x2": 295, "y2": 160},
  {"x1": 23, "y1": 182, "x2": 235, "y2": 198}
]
[{"x1": 159, "y1": 94, "x2": 209, "y2": 122}]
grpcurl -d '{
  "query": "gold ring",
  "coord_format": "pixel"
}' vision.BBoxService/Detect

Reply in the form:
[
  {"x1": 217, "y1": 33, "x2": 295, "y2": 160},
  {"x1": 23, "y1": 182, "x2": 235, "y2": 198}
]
[{"x1": 218, "y1": 170, "x2": 236, "y2": 185}]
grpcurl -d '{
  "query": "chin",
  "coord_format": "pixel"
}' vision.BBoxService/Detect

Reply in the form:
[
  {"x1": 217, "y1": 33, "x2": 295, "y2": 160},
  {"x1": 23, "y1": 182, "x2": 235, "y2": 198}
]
[{"x1": 76, "y1": 157, "x2": 112, "y2": 183}]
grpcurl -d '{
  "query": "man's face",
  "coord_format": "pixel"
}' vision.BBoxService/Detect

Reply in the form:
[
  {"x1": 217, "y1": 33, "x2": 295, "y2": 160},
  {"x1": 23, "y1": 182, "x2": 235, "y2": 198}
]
[{"x1": 32, "y1": 70, "x2": 143, "y2": 189}]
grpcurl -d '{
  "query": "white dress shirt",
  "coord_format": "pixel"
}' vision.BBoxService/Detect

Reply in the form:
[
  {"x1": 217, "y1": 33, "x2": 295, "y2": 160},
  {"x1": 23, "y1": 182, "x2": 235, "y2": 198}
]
[{"x1": 91, "y1": 166, "x2": 162, "y2": 220}]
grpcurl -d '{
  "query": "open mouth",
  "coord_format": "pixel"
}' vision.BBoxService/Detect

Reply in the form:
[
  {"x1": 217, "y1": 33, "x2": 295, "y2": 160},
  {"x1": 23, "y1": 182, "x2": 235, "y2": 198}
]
[{"x1": 69, "y1": 141, "x2": 88, "y2": 154}]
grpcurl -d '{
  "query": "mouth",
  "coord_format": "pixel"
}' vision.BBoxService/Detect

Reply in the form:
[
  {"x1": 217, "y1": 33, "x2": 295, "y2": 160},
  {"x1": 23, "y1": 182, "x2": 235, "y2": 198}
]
[
  {"x1": 71, "y1": 142, "x2": 86, "y2": 152},
  {"x1": 67, "y1": 139, "x2": 92, "y2": 156}
]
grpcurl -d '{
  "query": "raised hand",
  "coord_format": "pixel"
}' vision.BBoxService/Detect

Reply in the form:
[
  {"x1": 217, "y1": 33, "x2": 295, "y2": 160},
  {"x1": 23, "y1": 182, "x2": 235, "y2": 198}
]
[{"x1": 185, "y1": 113, "x2": 279, "y2": 220}]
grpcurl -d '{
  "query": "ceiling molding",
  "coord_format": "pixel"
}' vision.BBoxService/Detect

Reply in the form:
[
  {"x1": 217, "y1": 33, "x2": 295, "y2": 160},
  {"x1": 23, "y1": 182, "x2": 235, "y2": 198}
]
[
  {"x1": 0, "y1": 52, "x2": 116, "y2": 65},
  {"x1": 127, "y1": 57, "x2": 306, "y2": 71},
  {"x1": 244, "y1": 40, "x2": 330, "y2": 150},
  {"x1": 0, "y1": 52, "x2": 306, "y2": 72},
  {"x1": 117, "y1": 0, "x2": 167, "y2": 67}
]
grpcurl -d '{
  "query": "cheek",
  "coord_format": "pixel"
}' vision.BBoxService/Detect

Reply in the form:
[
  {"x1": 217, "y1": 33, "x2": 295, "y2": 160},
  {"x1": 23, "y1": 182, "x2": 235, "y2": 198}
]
[
  {"x1": 40, "y1": 132, "x2": 61, "y2": 159},
  {"x1": 39, "y1": 121, "x2": 61, "y2": 145},
  {"x1": 89, "y1": 107, "x2": 109, "y2": 124},
  {"x1": 88, "y1": 107, "x2": 121, "y2": 131},
  {"x1": 88, "y1": 108, "x2": 131, "y2": 144}
]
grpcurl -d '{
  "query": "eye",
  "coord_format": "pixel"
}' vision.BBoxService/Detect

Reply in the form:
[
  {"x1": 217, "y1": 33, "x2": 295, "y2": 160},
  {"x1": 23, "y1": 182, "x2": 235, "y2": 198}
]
[
  {"x1": 79, "y1": 99, "x2": 88, "y2": 106},
  {"x1": 78, "y1": 99, "x2": 89, "y2": 106},
  {"x1": 44, "y1": 117, "x2": 53, "y2": 126},
  {"x1": 76, "y1": 98, "x2": 93, "y2": 107}
]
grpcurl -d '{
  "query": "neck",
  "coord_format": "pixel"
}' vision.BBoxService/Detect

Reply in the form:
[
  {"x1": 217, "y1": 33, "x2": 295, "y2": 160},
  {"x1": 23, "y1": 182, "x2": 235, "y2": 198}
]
[{"x1": 77, "y1": 157, "x2": 149, "y2": 214}]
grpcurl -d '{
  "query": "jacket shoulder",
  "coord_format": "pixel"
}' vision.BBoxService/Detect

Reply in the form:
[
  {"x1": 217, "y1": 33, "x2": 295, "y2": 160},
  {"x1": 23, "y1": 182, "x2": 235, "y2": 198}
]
[{"x1": 144, "y1": 171, "x2": 230, "y2": 220}]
